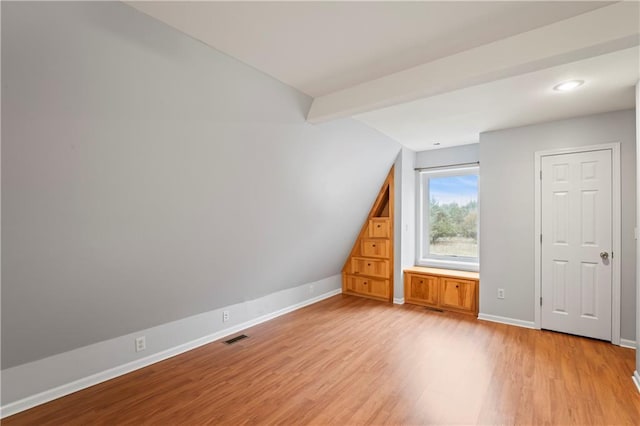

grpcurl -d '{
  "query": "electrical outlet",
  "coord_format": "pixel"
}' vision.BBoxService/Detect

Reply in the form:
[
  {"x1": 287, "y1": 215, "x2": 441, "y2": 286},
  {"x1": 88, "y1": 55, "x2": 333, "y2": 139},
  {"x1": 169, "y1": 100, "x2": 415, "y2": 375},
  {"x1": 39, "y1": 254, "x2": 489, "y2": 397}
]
[
  {"x1": 135, "y1": 336, "x2": 146, "y2": 352},
  {"x1": 223, "y1": 310, "x2": 230, "y2": 322},
  {"x1": 497, "y1": 288, "x2": 505, "y2": 299}
]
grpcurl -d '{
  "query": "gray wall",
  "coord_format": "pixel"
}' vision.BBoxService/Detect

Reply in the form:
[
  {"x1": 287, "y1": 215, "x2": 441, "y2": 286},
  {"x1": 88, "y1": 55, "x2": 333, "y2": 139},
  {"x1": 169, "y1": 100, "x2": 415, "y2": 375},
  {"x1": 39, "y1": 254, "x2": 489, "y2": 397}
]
[
  {"x1": 394, "y1": 147, "x2": 416, "y2": 300},
  {"x1": 479, "y1": 109, "x2": 636, "y2": 341},
  {"x1": 1, "y1": 1, "x2": 400, "y2": 369},
  {"x1": 415, "y1": 143, "x2": 479, "y2": 169}
]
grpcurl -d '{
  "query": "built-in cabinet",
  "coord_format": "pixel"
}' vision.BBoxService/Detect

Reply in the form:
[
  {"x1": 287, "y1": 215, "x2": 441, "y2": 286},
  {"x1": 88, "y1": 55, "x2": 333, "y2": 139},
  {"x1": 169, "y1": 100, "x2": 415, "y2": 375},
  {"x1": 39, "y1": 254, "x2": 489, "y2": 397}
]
[
  {"x1": 342, "y1": 167, "x2": 394, "y2": 302},
  {"x1": 341, "y1": 167, "x2": 480, "y2": 311},
  {"x1": 403, "y1": 266, "x2": 479, "y2": 316}
]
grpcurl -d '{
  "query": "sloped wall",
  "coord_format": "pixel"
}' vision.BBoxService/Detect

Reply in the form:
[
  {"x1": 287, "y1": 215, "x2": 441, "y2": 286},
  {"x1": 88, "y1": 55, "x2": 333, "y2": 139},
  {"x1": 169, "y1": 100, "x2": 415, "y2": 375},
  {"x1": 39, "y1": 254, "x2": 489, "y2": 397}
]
[{"x1": 1, "y1": 1, "x2": 400, "y2": 369}]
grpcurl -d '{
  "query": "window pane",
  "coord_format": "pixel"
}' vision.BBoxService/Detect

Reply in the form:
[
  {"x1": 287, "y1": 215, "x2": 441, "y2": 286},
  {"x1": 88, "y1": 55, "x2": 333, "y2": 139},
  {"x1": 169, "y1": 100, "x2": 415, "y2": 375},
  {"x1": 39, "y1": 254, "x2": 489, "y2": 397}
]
[{"x1": 428, "y1": 174, "x2": 478, "y2": 258}]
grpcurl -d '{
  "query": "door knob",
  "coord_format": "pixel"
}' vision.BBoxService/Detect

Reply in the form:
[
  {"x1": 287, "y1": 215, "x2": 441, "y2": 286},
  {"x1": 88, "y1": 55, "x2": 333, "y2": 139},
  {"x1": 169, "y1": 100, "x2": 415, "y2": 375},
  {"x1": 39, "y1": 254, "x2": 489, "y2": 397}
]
[{"x1": 600, "y1": 251, "x2": 609, "y2": 260}]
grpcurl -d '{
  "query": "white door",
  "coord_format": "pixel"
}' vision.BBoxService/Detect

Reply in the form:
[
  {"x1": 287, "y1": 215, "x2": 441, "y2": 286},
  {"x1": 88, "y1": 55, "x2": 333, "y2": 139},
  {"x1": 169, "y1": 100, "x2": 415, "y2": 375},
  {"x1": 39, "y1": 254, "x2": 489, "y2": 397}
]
[{"x1": 541, "y1": 149, "x2": 612, "y2": 340}]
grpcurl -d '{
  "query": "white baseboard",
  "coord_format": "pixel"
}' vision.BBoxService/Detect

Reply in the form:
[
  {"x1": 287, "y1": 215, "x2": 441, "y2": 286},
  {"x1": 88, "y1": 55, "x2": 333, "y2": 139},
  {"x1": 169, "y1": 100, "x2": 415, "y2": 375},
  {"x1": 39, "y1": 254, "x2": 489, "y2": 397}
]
[
  {"x1": 0, "y1": 275, "x2": 342, "y2": 419},
  {"x1": 633, "y1": 371, "x2": 640, "y2": 394},
  {"x1": 393, "y1": 297, "x2": 405, "y2": 305},
  {"x1": 620, "y1": 339, "x2": 637, "y2": 350},
  {"x1": 477, "y1": 313, "x2": 536, "y2": 329},
  {"x1": 478, "y1": 315, "x2": 636, "y2": 349}
]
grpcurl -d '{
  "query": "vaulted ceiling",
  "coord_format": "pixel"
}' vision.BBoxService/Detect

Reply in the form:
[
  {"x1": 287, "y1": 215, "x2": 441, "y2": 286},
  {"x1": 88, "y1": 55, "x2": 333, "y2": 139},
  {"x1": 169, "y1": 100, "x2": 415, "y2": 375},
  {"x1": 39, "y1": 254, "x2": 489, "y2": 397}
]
[{"x1": 127, "y1": 1, "x2": 639, "y2": 151}]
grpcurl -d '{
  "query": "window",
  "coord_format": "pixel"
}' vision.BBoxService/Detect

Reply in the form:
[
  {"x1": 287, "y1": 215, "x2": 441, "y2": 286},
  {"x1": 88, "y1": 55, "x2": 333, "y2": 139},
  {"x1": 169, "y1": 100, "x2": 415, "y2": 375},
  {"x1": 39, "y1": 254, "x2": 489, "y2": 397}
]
[{"x1": 417, "y1": 166, "x2": 479, "y2": 271}]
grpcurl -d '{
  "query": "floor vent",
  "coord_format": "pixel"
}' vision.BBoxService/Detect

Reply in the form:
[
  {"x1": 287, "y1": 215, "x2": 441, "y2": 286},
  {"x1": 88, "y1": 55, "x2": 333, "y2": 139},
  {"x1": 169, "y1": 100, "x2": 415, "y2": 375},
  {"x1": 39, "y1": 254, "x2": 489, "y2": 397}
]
[
  {"x1": 223, "y1": 334, "x2": 248, "y2": 345},
  {"x1": 425, "y1": 307, "x2": 444, "y2": 313}
]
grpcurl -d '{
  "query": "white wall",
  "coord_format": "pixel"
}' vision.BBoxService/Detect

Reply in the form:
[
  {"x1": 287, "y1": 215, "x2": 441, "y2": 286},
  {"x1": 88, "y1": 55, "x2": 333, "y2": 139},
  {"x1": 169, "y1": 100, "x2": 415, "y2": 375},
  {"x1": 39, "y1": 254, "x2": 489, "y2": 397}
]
[
  {"x1": 479, "y1": 109, "x2": 636, "y2": 340},
  {"x1": 1, "y1": 1, "x2": 400, "y2": 371}
]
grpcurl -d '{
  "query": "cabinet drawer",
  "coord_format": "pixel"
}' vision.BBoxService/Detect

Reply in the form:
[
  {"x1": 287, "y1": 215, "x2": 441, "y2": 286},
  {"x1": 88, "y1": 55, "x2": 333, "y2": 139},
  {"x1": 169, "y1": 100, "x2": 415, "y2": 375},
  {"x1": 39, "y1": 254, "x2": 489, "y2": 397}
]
[
  {"x1": 345, "y1": 275, "x2": 390, "y2": 299},
  {"x1": 405, "y1": 273, "x2": 438, "y2": 305},
  {"x1": 360, "y1": 239, "x2": 390, "y2": 258},
  {"x1": 367, "y1": 218, "x2": 390, "y2": 238},
  {"x1": 351, "y1": 257, "x2": 389, "y2": 278},
  {"x1": 439, "y1": 278, "x2": 476, "y2": 313}
]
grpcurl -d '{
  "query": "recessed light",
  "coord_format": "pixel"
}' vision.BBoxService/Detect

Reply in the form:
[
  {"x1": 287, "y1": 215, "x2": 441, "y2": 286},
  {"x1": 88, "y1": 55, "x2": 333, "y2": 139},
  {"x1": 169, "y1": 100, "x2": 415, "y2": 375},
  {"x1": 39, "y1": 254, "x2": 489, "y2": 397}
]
[{"x1": 553, "y1": 80, "x2": 584, "y2": 92}]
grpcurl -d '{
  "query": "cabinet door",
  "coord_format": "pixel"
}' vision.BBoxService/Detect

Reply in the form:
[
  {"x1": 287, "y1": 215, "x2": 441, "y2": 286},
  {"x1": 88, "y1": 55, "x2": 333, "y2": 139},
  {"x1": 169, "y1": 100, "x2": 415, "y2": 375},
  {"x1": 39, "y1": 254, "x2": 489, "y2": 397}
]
[
  {"x1": 406, "y1": 274, "x2": 438, "y2": 305},
  {"x1": 345, "y1": 275, "x2": 361, "y2": 293},
  {"x1": 367, "y1": 278, "x2": 390, "y2": 299},
  {"x1": 351, "y1": 258, "x2": 389, "y2": 278},
  {"x1": 345, "y1": 275, "x2": 389, "y2": 299},
  {"x1": 439, "y1": 278, "x2": 476, "y2": 313},
  {"x1": 367, "y1": 218, "x2": 390, "y2": 238},
  {"x1": 360, "y1": 239, "x2": 390, "y2": 258}
]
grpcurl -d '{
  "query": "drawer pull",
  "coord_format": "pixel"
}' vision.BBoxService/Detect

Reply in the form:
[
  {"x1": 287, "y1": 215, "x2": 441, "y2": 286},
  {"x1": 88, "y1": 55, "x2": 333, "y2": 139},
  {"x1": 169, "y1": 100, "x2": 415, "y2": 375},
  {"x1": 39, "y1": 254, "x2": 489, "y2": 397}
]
[
  {"x1": 367, "y1": 263, "x2": 371, "y2": 266},
  {"x1": 372, "y1": 244, "x2": 376, "y2": 247},
  {"x1": 363, "y1": 282, "x2": 368, "y2": 285},
  {"x1": 377, "y1": 225, "x2": 381, "y2": 228},
  {"x1": 456, "y1": 285, "x2": 459, "y2": 288}
]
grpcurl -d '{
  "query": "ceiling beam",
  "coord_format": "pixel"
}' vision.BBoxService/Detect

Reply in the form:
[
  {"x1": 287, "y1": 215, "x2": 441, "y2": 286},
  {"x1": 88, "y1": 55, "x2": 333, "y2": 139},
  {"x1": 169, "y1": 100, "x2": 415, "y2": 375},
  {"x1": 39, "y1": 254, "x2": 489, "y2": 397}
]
[{"x1": 307, "y1": 2, "x2": 640, "y2": 124}]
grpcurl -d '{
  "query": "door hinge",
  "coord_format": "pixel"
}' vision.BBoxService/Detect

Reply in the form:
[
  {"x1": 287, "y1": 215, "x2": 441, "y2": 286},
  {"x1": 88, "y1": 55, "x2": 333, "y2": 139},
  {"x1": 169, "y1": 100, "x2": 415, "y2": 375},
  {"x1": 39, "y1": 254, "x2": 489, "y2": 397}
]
[
  {"x1": 540, "y1": 234, "x2": 542, "y2": 243},
  {"x1": 539, "y1": 170, "x2": 542, "y2": 180},
  {"x1": 540, "y1": 297, "x2": 543, "y2": 306}
]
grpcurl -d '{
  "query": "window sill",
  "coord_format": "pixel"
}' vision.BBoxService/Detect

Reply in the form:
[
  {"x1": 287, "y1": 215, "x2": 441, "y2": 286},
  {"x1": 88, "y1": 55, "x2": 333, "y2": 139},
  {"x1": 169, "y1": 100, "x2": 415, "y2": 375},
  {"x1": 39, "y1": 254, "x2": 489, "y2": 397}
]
[{"x1": 416, "y1": 258, "x2": 479, "y2": 273}]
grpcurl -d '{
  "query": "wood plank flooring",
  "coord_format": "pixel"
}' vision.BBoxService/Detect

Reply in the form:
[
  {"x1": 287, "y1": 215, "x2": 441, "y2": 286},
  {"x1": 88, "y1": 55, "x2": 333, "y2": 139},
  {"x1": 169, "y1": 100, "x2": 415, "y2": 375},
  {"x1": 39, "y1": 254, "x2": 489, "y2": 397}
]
[{"x1": 4, "y1": 294, "x2": 639, "y2": 425}]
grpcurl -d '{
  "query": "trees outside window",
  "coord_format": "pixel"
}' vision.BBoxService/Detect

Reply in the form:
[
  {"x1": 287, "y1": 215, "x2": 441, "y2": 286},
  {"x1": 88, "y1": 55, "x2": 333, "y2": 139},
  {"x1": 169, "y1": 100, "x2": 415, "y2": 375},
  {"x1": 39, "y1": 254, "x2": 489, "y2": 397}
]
[{"x1": 417, "y1": 167, "x2": 479, "y2": 271}]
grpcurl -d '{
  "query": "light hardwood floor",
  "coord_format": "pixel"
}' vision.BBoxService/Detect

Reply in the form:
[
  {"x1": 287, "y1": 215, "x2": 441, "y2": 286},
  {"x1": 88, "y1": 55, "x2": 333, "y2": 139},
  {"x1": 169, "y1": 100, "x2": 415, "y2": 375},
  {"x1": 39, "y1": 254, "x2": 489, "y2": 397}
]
[{"x1": 4, "y1": 294, "x2": 639, "y2": 425}]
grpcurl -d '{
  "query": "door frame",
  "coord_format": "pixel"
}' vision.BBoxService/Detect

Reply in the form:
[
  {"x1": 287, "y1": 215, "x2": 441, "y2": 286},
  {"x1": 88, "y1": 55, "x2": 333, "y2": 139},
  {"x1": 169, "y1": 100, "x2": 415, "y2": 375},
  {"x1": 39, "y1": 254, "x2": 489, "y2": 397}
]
[{"x1": 534, "y1": 143, "x2": 621, "y2": 345}]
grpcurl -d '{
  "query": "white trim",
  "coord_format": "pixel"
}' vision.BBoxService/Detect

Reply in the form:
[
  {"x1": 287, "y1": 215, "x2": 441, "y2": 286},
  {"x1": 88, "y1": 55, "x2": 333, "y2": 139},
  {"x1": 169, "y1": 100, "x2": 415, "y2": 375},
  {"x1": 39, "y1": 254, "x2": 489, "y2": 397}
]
[
  {"x1": 307, "y1": 3, "x2": 640, "y2": 123},
  {"x1": 534, "y1": 143, "x2": 622, "y2": 345},
  {"x1": 0, "y1": 277, "x2": 342, "y2": 418},
  {"x1": 477, "y1": 313, "x2": 536, "y2": 329},
  {"x1": 620, "y1": 339, "x2": 637, "y2": 350},
  {"x1": 416, "y1": 258, "x2": 479, "y2": 272},
  {"x1": 393, "y1": 297, "x2": 405, "y2": 305},
  {"x1": 636, "y1": 82, "x2": 640, "y2": 399},
  {"x1": 534, "y1": 149, "x2": 542, "y2": 330}
]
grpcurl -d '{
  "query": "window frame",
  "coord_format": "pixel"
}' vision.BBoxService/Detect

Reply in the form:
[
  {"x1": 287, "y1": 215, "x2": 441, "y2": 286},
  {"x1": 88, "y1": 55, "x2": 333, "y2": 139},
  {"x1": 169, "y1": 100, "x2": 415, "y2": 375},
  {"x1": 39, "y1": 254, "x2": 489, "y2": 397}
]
[{"x1": 416, "y1": 165, "x2": 480, "y2": 272}]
